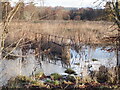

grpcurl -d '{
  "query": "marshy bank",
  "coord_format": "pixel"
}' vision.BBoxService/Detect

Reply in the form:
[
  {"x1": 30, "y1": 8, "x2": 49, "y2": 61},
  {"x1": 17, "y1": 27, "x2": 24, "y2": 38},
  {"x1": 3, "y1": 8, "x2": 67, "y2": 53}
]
[
  {"x1": 0, "y1": 20, "x2": 119, "y2": 89},
  {"x1": 0, "y1": 44, "x2": 119, "y2": 89}
]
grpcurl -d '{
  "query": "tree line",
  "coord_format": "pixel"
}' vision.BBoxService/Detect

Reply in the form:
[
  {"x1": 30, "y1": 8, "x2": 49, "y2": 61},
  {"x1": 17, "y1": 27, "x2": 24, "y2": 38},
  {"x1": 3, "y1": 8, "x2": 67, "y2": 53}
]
[{"x1": 0, "y1": 2, "x2": 113, "y2": 21}]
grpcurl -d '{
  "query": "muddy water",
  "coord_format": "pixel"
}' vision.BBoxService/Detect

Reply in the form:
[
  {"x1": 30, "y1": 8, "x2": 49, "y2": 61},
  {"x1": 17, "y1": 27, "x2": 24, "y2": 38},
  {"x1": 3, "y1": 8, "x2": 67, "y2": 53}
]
[{"x1": 0, "y1": 45, "x2": 116, "y2": 86}]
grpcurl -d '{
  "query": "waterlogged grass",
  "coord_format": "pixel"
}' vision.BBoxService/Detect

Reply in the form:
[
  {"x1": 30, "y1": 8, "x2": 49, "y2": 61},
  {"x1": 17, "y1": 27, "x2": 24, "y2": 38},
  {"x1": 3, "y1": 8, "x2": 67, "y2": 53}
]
[
  {"x1": 6, "y1": 75, "x2": 46, "y2": 88},
  {"x1": 3, "y1": 72, "x2": 120, "y2": 89}
]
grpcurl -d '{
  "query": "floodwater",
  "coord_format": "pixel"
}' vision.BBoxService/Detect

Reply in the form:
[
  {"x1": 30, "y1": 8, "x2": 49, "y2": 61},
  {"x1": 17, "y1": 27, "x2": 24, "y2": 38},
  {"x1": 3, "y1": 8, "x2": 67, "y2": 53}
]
[{"x1": 0, "y1": 45, "x2": 117, "y2": 86}]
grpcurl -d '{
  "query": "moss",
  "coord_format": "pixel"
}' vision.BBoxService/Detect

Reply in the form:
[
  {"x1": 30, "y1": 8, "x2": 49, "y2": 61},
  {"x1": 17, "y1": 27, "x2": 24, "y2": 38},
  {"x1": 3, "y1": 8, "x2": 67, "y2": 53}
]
[
  {"x1": 50, "y1": 73, "x2": 62, "y2": 80},
  {"x1": 53, "y1": 80, "x2": 60, "y2": 85},
  {"x1": 45, "y1": 79, "x2": 53, "y2": 83},
  {"x1": 65, "y1": 68, "x2": 76, "y2": 75},
  {"x1": 45, "y1": 79, "x2": 60, "y2": 86},
  {"x1": 6, "y1": 75, "x2": 45, "y2": 88}
]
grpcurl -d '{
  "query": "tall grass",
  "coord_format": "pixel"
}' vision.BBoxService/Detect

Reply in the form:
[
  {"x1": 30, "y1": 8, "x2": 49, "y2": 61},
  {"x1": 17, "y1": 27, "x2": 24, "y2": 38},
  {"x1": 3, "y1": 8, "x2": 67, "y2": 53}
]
[{"x1": 2, "y1": 20, "x2": 117, "y2": 45}]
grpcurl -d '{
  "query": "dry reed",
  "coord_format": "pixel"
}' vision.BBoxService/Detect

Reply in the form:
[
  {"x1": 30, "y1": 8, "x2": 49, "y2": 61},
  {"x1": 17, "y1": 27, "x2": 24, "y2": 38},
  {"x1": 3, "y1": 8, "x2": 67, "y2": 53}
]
[{"x1": 1, "y1": 20, "x2": 118, "y2": 45}]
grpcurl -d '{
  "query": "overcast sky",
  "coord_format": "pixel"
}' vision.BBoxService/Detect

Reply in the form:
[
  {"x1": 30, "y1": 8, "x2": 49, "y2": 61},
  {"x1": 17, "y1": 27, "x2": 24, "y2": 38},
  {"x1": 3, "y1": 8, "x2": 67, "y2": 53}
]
[
  {"x1": 44, "y1": 0, "x2": 96, "y2": 8},
  {"x1": 8, "y1": 0, "x2": 110, "y2": 8}
]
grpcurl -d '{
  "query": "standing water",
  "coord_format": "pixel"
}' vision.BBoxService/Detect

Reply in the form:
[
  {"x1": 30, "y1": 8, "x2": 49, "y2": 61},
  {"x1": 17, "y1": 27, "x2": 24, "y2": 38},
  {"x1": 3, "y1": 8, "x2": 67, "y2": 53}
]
[{"x1": 0, "y1": 45, "x2": 117, "y2": 86}]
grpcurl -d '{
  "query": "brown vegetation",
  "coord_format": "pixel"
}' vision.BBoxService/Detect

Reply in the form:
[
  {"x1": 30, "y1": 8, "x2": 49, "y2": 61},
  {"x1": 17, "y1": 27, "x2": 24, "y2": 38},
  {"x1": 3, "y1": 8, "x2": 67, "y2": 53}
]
[
  {"x1": 0, "y1": 20, "x2": 117, "y2": 65},
  {"x1": 3, "y1": 20, "x2": 117, "y2": 45}
]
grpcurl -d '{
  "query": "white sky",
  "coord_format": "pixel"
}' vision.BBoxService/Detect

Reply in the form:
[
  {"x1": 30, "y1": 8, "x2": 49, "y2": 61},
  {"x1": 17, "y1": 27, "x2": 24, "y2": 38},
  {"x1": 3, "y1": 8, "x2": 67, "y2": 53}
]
[
  {"x1": 44, "y1": 0, "x2": 96, "y2": 8},
  {"x1": 5, "y1": 0, "x2": 111, "y2": 8}
]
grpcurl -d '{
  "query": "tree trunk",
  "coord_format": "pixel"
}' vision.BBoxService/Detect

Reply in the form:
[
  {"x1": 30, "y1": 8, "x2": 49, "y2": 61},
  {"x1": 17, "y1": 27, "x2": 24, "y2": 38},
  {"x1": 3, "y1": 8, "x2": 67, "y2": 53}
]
[
  {"x1": 0, "y1": 2, "x2": 9, "y2": 59},
  {"x1": 113, "y1": 0, "x2": 120, "y2": 83},
  {"x1": 115, "y1": 27, "x2": 120, "y2": 83}
]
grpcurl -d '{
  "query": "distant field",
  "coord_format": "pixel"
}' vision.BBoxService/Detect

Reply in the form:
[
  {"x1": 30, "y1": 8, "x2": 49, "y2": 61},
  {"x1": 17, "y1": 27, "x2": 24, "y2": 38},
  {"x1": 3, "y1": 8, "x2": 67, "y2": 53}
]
[{"x1": 0, "y1": 20, "x2": 118, "y2": 45}]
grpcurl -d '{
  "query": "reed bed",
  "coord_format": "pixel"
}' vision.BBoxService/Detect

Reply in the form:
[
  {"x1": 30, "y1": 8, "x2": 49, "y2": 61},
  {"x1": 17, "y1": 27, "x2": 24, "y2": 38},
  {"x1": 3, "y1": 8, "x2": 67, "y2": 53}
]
[{"x1": 1, "y1": 20, "x2": 118, "y2": 45}]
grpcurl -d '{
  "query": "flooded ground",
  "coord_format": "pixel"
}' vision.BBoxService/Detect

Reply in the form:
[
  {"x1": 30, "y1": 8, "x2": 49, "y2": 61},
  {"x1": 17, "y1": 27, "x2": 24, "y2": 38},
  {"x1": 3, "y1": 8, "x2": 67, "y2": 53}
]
[
  {"x1": 71, "y1": 45, "x2": 116, "y2": 77},
  {"x1": 0, "y1": 45, "x2": 117, "y2": 86}
]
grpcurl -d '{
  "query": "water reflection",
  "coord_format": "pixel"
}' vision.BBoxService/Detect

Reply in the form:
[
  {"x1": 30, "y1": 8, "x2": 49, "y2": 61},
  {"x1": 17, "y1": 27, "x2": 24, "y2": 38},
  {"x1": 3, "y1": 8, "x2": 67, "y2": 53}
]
[
  {"x1": 70, "y1": 45, "x2": 116, "y2": 77},
  {"x1": 0, "y1": 45, "x2": 117, "y2": 86}
]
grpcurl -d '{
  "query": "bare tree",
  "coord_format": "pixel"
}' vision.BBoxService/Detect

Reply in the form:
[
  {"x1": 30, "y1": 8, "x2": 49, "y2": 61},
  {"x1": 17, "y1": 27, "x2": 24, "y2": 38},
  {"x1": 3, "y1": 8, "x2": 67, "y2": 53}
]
[
  {"x1": 0, "y1": 1, "x2": 23, "y2": 59},
  {"x1": 105, "y1": 0, "x2": 120, "y2": 83}
]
